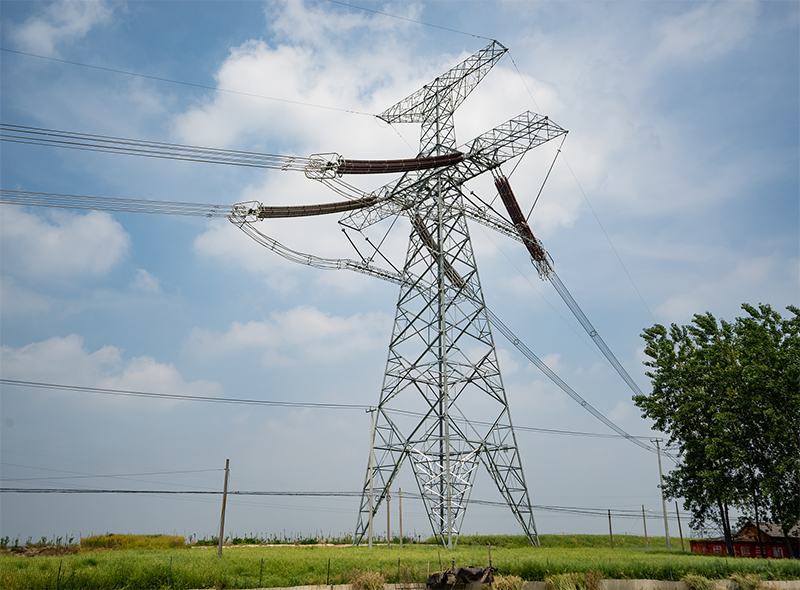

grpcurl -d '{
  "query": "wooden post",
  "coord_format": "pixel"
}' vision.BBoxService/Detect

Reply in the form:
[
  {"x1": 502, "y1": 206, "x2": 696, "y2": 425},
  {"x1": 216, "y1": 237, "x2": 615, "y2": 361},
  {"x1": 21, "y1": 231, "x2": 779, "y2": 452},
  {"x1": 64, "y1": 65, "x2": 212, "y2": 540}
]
[
  {"x1": 489, "y1": 543, "x2": 492, "y2": 568},
  {"x1": 218, "y1": 458, "x2": 229, "y2": 557},
  {"x1": 675, "y1": 501, "x2": 685, "y2": 551},
  {"x1": 642, "y1": 505, "x2": 649, "y2": 550},
  {"x1": 608, "y1": 509, "x2": 614, "y2": 549},
  {"x1": 399, "y1": 488, "x2": 403, "y2": 548}
]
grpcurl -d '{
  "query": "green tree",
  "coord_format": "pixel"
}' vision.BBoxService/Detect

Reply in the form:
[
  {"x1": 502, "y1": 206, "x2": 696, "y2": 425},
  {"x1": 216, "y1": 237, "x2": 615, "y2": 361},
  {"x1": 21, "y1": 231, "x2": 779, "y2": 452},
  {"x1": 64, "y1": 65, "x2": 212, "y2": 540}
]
[
  {"x1": 732, "y1": 304, "x2": 800, "y2": 554},
  {"x1": 634, "y1": 303, "x2": 799, "y2": 556}
]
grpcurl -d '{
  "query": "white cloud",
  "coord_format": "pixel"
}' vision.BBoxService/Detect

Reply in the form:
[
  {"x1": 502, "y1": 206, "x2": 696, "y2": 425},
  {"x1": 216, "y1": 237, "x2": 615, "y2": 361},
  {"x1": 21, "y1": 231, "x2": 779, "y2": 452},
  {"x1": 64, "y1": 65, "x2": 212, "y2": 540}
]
[
  {"x1": 193, "y1": 218, "x2": 301, "y2": 296},
  {"x1": 506, "y1": 377, "x2": 570, "y2": 416},
  {"x1": 652, "y1": 2, "x2": 758, "y2": 64},
  {"x1": 0, "y1": 276, "x2": 52, "y2": 315},
  {"x1": 7, "y1": 0, "x2": 115, "y2": 57},
  {"x1": 607, "y1": 399, "x2": 637, "y2": 424},
  {"x1": 130, "y1": 269, "x2": 161, "y2": 293},
  {"x1": 184, "y1": 305, "x2": 391, "y2": 366},
  {"x1": 267, "y1": 0, "x2": 422, "y2": 48},
  {"x1": 178, "y1": 1, "x2": 584, "y2": 290},
  {"x1": 495, "y1": 347, "x2": 520, "y2": 376},
  {"x1": 0, "y1": 335, "x2": 220, "y2": 410},
  {"x1": 0, "y1": 208, "x2": 130, "y2": 278},
  {"x1": 656, "y1": 255, "x2": 799, "y2": 323}
]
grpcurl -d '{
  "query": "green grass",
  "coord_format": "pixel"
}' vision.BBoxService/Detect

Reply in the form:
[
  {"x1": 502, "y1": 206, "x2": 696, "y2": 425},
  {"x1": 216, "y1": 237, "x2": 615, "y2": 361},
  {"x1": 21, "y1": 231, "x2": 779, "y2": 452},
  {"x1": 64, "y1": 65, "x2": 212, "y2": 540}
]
[
  {"x1": 81, "y1": 534, "x2": 186, "y2": 550},
  {"x1": 2, "y1": 535, "x2": 799, "y2": 590}
]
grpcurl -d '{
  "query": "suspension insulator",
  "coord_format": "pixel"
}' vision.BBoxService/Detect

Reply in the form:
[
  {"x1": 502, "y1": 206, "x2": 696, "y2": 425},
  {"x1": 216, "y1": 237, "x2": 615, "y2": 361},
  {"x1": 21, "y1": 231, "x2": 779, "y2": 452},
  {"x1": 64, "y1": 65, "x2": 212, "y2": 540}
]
[
  {"x1": 494, "y1": 176, "x2": 547, "y2": 262},
  {"x1": 256, "y1": 196, "x2": 378, "y2": 219},
  {"x1": 338, "y1": 152, "x2": 464, "y2": 175}
]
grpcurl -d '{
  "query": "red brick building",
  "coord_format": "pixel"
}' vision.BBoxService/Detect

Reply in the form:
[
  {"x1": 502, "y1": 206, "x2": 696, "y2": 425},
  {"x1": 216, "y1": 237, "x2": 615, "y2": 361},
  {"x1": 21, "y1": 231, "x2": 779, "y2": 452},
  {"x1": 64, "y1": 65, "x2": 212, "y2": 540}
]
[{"x1": 690, "y1": 522, "x2": 800, "y2": 559}]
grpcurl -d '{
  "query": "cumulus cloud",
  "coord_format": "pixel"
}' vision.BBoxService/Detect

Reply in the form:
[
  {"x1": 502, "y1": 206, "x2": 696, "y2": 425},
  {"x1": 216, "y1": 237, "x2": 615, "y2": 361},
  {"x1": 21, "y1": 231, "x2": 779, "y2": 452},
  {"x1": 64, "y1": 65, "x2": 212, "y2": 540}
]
[
  {"x1": 652, "y1": 2, "x2": 758, "y2": 64},
  {"x1": 0, "y1": 208, "x2": 130, "y2": 278},
  {"x1": 607, "y1": 399, "x2": 638, "y2": 424},
  {"x1": 506, "y1": 377, "x2": 571, "y2": 417},
  {"x1": 184, "y1": 305, "x2": 391, "y2": 366},
  {"x1": 179, "y1": 1, "x2": 583, "y2": 288},
  {"x1": 656, "y1": 255, "x2": 799, "y2": 323},
  {"x1": 130, "y1": 269, "x2": 161, "y2": 293},
  {"x1": 0, "y1": 335, "x2": 221, "y2": 410},
  {"x1": 7, "y1": 0, "x2": 115, "y2": 57},
  {"x1": 0, "y1": 276, "x2": 52, "y2": 315}
]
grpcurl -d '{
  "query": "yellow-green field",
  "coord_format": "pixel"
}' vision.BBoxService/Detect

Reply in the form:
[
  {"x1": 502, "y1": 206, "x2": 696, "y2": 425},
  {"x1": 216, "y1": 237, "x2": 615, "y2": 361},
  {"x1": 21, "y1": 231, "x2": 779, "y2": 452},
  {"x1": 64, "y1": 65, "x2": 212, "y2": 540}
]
[{"x1": 2, "y1": 535, "x2": 798, "y2": 590}]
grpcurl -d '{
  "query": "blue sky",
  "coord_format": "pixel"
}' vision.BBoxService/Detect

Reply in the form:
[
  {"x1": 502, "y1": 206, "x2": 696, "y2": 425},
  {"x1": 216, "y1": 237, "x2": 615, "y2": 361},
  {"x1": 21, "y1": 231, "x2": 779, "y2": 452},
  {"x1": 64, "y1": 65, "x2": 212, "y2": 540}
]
[{"x1": 1, "y1": 0, "x2": 797, "y2": 543}]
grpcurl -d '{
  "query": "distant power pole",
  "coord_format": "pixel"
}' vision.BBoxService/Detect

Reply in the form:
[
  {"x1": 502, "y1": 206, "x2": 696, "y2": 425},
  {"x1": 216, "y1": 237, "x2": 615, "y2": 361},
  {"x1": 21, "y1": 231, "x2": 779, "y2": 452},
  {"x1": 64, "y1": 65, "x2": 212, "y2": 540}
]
[
  {"x1": 608, "y1": 509, "x2": 614, "y2": 549},
  {"x1": 387, "y1": 491, "x2": 391, "y2": 549},
  {"x1": 218, "y1": 459, "x2": 230, "y2": 557},
  {"x1": 399, "y1": 488, "x2": 403, "y2": 549},
  {"x1": 642, "y1": 505, "x2": 648, "y2": 550},
  {"x1": 367, "y1": 409, "x2": 375, "y2": 549},
  {"x1": 652, "y1": 439, "x2": 670, "y2": 551}
]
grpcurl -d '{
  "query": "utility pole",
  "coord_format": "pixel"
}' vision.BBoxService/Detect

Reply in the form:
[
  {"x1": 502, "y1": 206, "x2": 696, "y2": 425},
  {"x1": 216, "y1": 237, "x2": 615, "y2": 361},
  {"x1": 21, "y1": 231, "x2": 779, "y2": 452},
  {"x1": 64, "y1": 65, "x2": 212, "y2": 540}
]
[
  {"x1": 642, "y1": 505, "x2": 648, "y2": 550},
  {"x1": 368, "y1": 409, "x2": 375, "y2": 549},
  {"x1": 652, "y1": 439, "x2": 670, "y2": 551},
  {"x1": 399, "y1": 488, "x2": 403, "y2": 548},
  {"x1": 675, "y1": 501, "x2": 684, "y2": 551},
  {"x1": 218, "y1": 459, "x2": 229, "y2": 557},
  {"x1": 387, "y1": 490, "x2": 391, "y2": 549},
  {"x1": 608, "y1": 509, "x2": 614, "y2": 549}
]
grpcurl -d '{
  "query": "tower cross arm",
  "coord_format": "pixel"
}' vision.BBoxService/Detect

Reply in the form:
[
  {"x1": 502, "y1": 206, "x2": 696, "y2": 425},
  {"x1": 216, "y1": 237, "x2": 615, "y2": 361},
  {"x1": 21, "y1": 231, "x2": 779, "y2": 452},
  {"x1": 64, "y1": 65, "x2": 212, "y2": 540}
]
[
  {"x1": 339, "y1": 111, "x2": 567, "y2": 231},
  {"x1": 457, "y1": 111, "x2": 567, "y2": 178},
  {"x1": 377, "y1": 40, "x2": 508, "y2": 124}
]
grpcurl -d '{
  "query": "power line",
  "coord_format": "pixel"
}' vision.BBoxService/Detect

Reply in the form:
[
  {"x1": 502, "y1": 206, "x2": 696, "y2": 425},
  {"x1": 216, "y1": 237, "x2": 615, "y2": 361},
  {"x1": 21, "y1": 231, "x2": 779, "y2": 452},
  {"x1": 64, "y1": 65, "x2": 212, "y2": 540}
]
[
  {"x1": 560, "y1": 153, "x2": 656, "y2": 324},
  {"x1": 0, "y1": 378, "x2": 655, "y2": 441},
  {"x1": 0, "y1": 463, "x2": 222, "y2": 483},
  {"x1": 0, "y1": 488, "x2": 686, "y2": 520},
  {"x1": 0, "y1": 189, "x2": 231, "y2": 217},
  {"x1": 0, "y1": 48, "x2": 372, "y2": 117},
  {"x1": 0, "y1": 123, "x2": 311, "y2": 170},
  {"x1": 325, "y1": 1, "x2": 492, "y2": 41},
  {"x1": 0, "y1": 378, "x2": 365, "y2": 411}
]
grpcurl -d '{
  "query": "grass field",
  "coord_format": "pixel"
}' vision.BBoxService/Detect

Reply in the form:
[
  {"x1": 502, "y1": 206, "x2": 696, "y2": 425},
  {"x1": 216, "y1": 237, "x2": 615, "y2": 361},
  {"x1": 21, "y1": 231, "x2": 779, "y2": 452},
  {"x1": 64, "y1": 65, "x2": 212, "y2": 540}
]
[{"x1": 1, "y1": 535, "x2": 799, "y2": 590}]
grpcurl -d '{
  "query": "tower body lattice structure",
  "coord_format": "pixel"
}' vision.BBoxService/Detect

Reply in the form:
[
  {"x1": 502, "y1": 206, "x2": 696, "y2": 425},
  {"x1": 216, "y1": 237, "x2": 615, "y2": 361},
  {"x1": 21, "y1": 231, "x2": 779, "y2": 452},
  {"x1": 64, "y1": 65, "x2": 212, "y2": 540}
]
[{"x1": 353, "y1": 41, "x2": 543, "y2": 548}]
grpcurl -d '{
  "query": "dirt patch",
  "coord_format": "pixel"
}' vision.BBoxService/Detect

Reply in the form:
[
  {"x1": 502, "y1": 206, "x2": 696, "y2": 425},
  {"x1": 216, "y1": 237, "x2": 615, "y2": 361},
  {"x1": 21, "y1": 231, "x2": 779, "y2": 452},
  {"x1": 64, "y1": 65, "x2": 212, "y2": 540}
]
[{"x1": 1, "y1": 545, "x2": 82, "y2": 558}]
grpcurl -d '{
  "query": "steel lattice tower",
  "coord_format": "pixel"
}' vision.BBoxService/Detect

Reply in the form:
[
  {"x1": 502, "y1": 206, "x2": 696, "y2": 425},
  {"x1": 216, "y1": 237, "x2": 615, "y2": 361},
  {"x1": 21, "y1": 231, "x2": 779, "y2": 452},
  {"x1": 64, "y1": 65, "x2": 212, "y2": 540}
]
[{"x1": 353, "y1": 41, "x2": 545, "y2": 548}]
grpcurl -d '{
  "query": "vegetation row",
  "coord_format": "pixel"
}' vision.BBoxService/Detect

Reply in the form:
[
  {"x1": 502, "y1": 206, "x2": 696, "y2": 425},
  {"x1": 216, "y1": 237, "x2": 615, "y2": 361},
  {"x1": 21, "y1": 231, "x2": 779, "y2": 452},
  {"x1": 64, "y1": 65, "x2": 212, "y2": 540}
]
[{"x1": 2, "y1": 534, "x2": 799, "y2": 590}]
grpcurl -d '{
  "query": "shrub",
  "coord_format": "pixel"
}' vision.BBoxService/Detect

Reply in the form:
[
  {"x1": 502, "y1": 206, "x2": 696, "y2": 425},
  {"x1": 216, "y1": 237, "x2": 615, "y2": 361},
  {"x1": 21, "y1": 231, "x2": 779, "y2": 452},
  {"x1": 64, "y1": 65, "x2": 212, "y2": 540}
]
[
  {"x1": 729, "y1": 574, "x2": 762, "y2": 590},
  {"x1": 494, "y1": 574, "x2": 525, "y2": 590},
  {"x1": 585, "y1": 569, "x2": 604, "y2": 590},
  {"x1": 545, "y1": 573, "x2": 588, "y2": 590},
  {"x1": 349, "y1": 568, "x2": 386, "y2": 590},
  {"x1": 682, "y1": 574, "x2": 718, "y2": 590}
]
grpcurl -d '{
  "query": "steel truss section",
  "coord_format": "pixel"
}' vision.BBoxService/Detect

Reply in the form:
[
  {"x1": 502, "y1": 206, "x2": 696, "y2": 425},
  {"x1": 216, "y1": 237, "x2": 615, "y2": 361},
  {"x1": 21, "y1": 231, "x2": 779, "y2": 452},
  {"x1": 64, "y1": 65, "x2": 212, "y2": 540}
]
[
  {"x1": 339, "y1": 111, "x2": 567, "y2": 231},
  {"x1": 353, "y1": 41, "x2": 558, "y2": 548}
]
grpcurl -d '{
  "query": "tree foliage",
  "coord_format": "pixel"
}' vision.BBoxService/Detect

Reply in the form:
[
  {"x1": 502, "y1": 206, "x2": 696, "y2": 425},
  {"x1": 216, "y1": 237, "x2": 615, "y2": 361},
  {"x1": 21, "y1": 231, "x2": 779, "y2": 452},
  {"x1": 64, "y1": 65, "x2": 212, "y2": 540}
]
[{"x1": 634, "y1": 303, "x2": 799, "y2": 555}]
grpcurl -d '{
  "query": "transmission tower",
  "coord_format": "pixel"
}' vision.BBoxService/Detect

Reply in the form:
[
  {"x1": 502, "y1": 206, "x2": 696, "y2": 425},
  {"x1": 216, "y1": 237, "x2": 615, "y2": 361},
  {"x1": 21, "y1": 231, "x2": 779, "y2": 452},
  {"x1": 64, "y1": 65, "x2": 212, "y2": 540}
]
[
  {"x1": 0, "y1": 39, "x2": 667, "y2": 551},
  {"x1": 350, "y1": 41, "x2": 561, "y2": 548}
]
